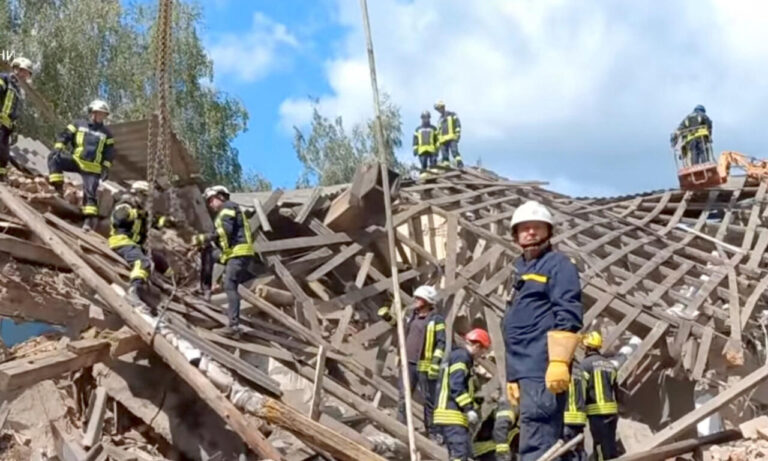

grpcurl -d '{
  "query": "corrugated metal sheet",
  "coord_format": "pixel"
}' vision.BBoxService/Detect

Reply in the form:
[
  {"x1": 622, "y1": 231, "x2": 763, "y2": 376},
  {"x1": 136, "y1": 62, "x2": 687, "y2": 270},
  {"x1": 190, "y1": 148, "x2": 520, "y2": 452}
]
[{"x1": 231, "y1": 184, "x2": 348, "y2": 208}]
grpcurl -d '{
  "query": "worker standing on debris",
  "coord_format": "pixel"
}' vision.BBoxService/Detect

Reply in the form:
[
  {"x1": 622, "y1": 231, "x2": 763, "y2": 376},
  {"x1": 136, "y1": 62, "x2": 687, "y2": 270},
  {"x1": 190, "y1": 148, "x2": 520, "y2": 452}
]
[
  {"x1": 48, "y1": 99, "x2": 115, "y2": 230},
  {"x1": 562, "y1": 362, "x2": 589, "y2": 461},
  {"x1": 672, "y1": 105, "x2": 713, "y2": 166},
  {"x1": 0, "y1": 57, "x2": 33, "y2": 181},
  {"x1": 194, "y1": 185, "x2": 256, "y2": 338},
  {"x1": 434, "y1": 100, "x2": 463, "y2": 168},
  {"x1": 412, "y1": 111, "x2": 439, "y2": 178},
  {"x1": 433, "y1": 328, "x2": 490, "y2": 461},
  {"x1": 472, "y1": 398, "x2": 519, "y2": 461},
  {"x1": 378, "y1": 285, "x2": 445, "y2": 440},
  {"x1": 502, "y1": 200, "x2": 583, "y2": 461},
  {"x1": 581, "y1": 331, "x2": 620, "y2": 460},
  {"x1": 108, "y1": 180, "x2": 174, "y2": 310}
]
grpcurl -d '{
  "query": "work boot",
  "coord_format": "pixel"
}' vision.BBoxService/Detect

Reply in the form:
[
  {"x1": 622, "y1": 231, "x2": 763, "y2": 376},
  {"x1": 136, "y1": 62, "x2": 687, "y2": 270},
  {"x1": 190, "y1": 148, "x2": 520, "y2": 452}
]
[
  {"x1": 455, "y1": 159, "x2": 464, "y2": 168},
  {"x1": 124, "y1": 285, "x2": 144, "y2": 307},
  {"x1": 202, "y1": 289, "x2": 212, "y2": 302},
  {"x1": 428, "y1": 433, "x2": 443, "y2": 445},
  {"x1": 215, "y1": 325, "x2": 241, "y2": 340},
  {"x1": 82, "y1": 216, "x2": 98, "y2": 232}
]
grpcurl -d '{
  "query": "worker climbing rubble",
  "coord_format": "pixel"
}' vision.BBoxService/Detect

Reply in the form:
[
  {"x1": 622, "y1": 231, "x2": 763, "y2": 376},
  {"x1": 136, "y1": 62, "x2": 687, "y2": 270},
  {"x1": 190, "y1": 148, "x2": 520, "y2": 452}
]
[
  {"x1": 581, "y1": 331, "x2": 621, "y2": 460},
  {"x1": 108, "y1": 180, "x2": 174, "y2": 312},
  {"x1": 672, "y1": 104, "x2": 713, "y2": 167},
  {"x1": 563, "y1": 361, "x2": 589, "y2": 461},
  {"x1": 48, "y1": 99, "x2": 115, "y2": 230},
  {"x1": 378, "y1": 284, "x2": 445, "y2": 441},
  {"x1": 0, "y1": 57, "x2": 33, "y2": 182},
  {"x1": 194, "y1": 185, "x2": 259, "y2": 339},
  {"x1": 433, "y1": 328, "x2": 490, "y2": 461},
  {"x1": 502, "y1": 200, "x2": 583, "y2": 461},
  {"x1": 434, "y1": 100, "x2": 463, "y2": 168},
  {"x1": 472, "y1": 398, "x2": 519, "y2": 461},
  {"x1": 412, "y1": 110, "x2": 439, "y2": 178}
]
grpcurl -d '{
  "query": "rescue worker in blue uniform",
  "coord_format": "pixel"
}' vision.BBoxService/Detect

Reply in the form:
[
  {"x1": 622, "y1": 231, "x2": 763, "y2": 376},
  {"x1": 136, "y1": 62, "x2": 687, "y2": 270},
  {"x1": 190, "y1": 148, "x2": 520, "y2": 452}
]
[
  {"x1": 473, "y1": 399, "x2": 520, "y2": 461},
  {"x1": 412, "y1": 111, "x2": 439, "y2": 178},
  {"x1": 194, "y1": 185, "x2": 257, "y2": 338},
  {"x1": 48, "y1": 99, "x2": 115, "y2": 230},
  {"x1": 562, "y1": 362, "x2": 589, "y2": 461},
  {"x1": 502, "y1": 200, "x2": 583, "y2": 461},
  {"x1": 434, "y1": 328, "x2": 491, "y2": 461},
  {"x1": 378, "y1": 285, "x2": 444, "y2": 440},
  {"x1": 0, "y1": 57, "x2": 32, "y2": 181},
  {"x1": 581, "y1": 331, "x2": 620, "y2": 460},
  {"x1": 434, "y1": 100, "x2": 463, "y2": 168},
  {"x1": 672, "y1": 105, "x2": 713, "y2": 166},
  {"x1": 108, "y1": 181, "x2": 174, "y2": 311}
]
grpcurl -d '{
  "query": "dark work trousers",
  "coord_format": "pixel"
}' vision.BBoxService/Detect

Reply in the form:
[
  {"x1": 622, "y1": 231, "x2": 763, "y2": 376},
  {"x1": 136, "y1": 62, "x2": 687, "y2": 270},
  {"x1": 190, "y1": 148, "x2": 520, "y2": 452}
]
[
  {"x1": 519, "y1": 377, "x2": 566, "y2": 461},
  {"x1": 588, "y1": 414, "x2": 618, "y2": 461},
  {"x1": 114, "y1": 245, "x2": 170, "y2": 288},
  {"x1": 442, "y1": 424, "x2": 471, "y2": 461},
  {"x1": 440, "y1": 139, "x2": 460, "y2": 164},
  {"x1": 0, "y1": 126, "x2": 11, "y2": 175},
  {"x1": 397, "y1": 361, "x2": 438, "y2": 436},
  {"x1": 418, "y1": 152, "x2": 437, "y2": 172},
  {"x1": 47, "y1": 151, "x2": 101, "y2": 216},
  {"x1": 200, "y1": 244, "x2": 217, "y2": 292},
  {"x1": 223, "y1": 255, "x2": 257, "y2": 328},
  {"x1": 689, "y1": 138, "x2": 709, "y2": 165},
  {"x1": 562, "y1": 424, "x2": 587, "y2": 461}
]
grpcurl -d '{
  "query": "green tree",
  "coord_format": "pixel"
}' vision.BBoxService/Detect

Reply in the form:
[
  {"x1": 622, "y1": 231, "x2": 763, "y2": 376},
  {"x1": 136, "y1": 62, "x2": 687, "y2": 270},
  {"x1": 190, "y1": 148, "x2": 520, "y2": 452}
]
[
  {"x1": 240, "y1": 169, "x2": 272, "y2": 192},
  {"x1": 2, "y1": 0, "x2": 249, "y2": 189},
  {"x1": 293, "y1": 93, "x2": 404, "y2": 187}
]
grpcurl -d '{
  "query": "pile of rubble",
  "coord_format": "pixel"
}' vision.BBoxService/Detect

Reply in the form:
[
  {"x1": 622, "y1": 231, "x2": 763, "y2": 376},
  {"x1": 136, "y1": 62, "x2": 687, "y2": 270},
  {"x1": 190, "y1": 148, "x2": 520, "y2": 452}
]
[{"x1": 1, "y1": 161, "x2": 768, "y2": 460}]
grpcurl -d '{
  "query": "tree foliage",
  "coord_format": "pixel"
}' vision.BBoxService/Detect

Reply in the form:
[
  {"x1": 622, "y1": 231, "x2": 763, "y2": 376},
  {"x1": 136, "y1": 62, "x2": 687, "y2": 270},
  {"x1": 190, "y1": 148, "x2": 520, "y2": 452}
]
[
  {"x1": 293, "y1": 93, "x2": 404, "y2": 187},
  {"x1": 1, "y1": 0, "x2": 249, "y2": 189},
  {"x1": 240, "y1": 169, "x2": 273, "y2": 192}
]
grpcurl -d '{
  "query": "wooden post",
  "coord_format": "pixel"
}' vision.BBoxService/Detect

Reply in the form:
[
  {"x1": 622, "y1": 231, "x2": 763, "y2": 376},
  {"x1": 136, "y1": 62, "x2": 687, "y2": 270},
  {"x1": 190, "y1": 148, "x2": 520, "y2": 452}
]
[
  {"x1": 359, "y1": 0, "x2": 418, "y2": 459},
  {"x1": 0, "y1": 184, "x2": 281, "y2": 460},
  {"x1": 309, "y1": 345, "x2": 327, "y2": 421}
]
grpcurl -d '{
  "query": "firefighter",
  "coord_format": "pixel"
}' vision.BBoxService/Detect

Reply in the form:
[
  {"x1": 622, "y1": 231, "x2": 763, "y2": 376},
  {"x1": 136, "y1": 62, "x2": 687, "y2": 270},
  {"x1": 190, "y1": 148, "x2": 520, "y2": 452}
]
[
  {"x1": 433, "y1": 328, "x2": 491, "y2": 461},
  {"x1": 412, "y1": 111, "x2": 439, "y2": 178},
  {"x1": 673, "y1": 105, "x2": 713, "y2": 166},
  {"x1": 193, "y1": 185, "x2": 257, "y2": 338},
  {"x1": 0, "y1": 57, "x2": 33, "y2": 181},
  {"x1": 472, "y1": 399, "x2": 519, "y2": 461},
  {"x1": 108, "y1": 181, "x2": 174, "y2": 311},
  {"x1": 48, "y1": 99, "x2": 115, "y2": 230},
  {"x1": 502, "y1": 200, "x2": 583, "y2": 461},
  {"x1": 562, "y1": 362, "x2": 589, "y2": 461},
  {"x1": 378, "y1": 285, "x2": 444, "y2": 440},
  {"x1": 581, "y1": 331, "x2": 620, "y2": 460},
  {"x1": 434, "y1": 100, "x2": 463, "y2": 168}
]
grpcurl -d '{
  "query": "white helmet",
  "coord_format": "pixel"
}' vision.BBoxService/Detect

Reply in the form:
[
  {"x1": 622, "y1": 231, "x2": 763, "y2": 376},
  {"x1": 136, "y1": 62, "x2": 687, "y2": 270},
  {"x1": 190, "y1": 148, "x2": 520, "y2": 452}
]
[
  {"x1": 11, "y1": 57, "x2": 33, "y2": 73},
  {"x1": 131, "y1": 181, "x2": 150, "y2": 194},
  {"x1": 413, "y1": 285, "x2": 438, "y2": 304},
  {"x1": 203, "y1": 185, "x2": 230, "y2": 201},
  {"x1": 88, "y1": 99, "x2": 110, "y2": 114},
  {"x1": 510, "y1": 201, "x2": 553, "y2": 230}
]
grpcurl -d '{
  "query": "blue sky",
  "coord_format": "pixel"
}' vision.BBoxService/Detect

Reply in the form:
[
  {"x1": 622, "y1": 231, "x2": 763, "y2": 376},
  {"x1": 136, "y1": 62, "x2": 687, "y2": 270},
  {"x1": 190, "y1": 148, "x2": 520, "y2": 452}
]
[{"x1": 179, "y1": 1, "x2": 768, "y2": 196}]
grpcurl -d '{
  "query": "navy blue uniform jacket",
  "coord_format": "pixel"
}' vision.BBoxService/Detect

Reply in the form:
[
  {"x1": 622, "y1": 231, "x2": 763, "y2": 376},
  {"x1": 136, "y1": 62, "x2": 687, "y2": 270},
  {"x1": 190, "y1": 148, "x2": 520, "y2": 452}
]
[{"x1": 502, "y1": 247, "x2": 583, "y2": 381}]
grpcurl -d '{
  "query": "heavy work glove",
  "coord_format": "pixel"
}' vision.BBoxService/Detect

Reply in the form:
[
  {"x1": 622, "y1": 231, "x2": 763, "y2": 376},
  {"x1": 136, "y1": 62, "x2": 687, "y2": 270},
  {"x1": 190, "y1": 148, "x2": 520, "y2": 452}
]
[
  {"x1": 100, "y1": 167, "x2": 109, "y2": 181},
  {"x1": 428, "y1": 360, "x2": 440, "y2": 379},
  {"x1": 506, "y1": 382, "x2": 520, "y2": 406},
  {"x1": 377, "y1": 306, "x2": 397, "y2": 326},
  {"x1": 545, "y1": 331, "x2": 581, "y2": 394}
]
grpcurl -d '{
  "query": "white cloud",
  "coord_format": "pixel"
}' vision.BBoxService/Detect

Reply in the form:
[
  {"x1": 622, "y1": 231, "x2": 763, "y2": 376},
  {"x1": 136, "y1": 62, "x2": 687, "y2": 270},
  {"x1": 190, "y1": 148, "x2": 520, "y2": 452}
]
[
  {"x1": 207, "y1": 12, "x2": 299, "y2": 82},
  {"x1": 278, "y1": 0, "x2": 768, "y2": 197}
]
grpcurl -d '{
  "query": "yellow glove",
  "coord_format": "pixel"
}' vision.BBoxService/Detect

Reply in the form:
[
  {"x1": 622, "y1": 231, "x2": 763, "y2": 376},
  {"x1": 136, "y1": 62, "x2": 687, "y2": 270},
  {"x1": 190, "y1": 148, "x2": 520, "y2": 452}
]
[
  {"x1": 192, "y1": 233, "x2": 207, "y2": 247},
  {"x1": 377, "y1": 306, "x2": 396, "y2": 325},
  {"x1": 545, "y1": 330, "x2": 581, "y2": 394},
  {"x1": 506, "y1": 382, "x2": 520, "y2": 406}
]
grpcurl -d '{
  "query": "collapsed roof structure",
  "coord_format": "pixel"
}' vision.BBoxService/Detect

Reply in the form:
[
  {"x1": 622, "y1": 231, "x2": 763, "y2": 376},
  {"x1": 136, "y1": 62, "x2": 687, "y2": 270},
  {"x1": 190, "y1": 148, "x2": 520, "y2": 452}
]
[{"x1": 0, "y1": 157, "x2": 768, "y2": 460}]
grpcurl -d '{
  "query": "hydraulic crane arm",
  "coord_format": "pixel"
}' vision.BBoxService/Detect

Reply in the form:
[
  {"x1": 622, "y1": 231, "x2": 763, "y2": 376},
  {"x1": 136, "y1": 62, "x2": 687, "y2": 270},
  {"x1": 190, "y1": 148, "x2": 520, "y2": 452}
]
[{"x1": 717, "y1": 151, "x2": 768, "y2": 183}]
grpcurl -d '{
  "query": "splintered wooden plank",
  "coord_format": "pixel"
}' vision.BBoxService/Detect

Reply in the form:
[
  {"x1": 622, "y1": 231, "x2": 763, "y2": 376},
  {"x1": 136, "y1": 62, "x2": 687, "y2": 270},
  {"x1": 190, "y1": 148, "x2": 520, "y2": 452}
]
[
  {"x1": 618, "y1": 197, "x2": 644, "y2": 218},
  {"x1": 742, "y1": 181, "x2": 767, "y2": 250},
  {"x1": 583, "y1": 237, "x2": 651, "y2": 280},
  {"x1": 692, "y1": 326, "x2": 714, "y2": 380},
  {"x1": 484, "y1": 305, "x2": 507, "y2": 388},
  {"x1": 581, "y1": 225, "x2": 633, "y2": 254},
  {"x1": 426, "y1": 186, "x2": 507, "y2": 206},
  {"x1": 240, "y1": 287, "x2": 325, "y2": 348},
  {"x1": 747, "y1": 229, "x2": 768, "y2": 270},
  {"x1": 306, "y1": 242, "x2": 365, "y2": 282},
  {"x1": 272, "y1": 259, "x2": 321, "y2": 334},
  {"x1": 308, "y1": 346, "x2": 327, "y2": 421},
  {"x1": 636, "y1": 191, "x2": 672, "y2": 226},
  {"x1": 445, "y1": 212, "x2": 459, "y2": 286},
  {"x1": 473, "y1": 208, "x2": 517, "y2": 226},
  {"x1": 252, "y1": 197, "x2": 272, "y2": 233},
  {"x1": 582, "y1": 294, "x2": 613, "y2": 327},
  {"x1": 645, "y1": 261, "x2": 693, "y2": 307},
  {"x1": 618, "y1": 322, "x2": 668, "y2": 385},
  {"x1": 294, "y1": 187, "x2": 322, "y2": 224},
  {"x1": 727, "y1": 266, "x2": 742, "y2": 349},
  {"x1": 332, "y1": 252, "x2": 373, "y2": 348},
  {"x1": 477, "y1": 265, "x2": 514, "y2": 296},
  {"x1": 741, "y1": 276, "x2": 768, "y2": 329},
  {"x1": 602, "y1": 309, "x2": 641, "y2": 352},
  {"x1": 258, "y1": 234, "x2": 352, "y2": 253},
  {"x1": 392, "y1": 203, "x2": 429, "y2": 227},
  {"x1": 661, "y1": 191, "x2": 692, "y2": 235},
  {"x1": 317, "y1": 268, "x2": 424, "y2": 312}
]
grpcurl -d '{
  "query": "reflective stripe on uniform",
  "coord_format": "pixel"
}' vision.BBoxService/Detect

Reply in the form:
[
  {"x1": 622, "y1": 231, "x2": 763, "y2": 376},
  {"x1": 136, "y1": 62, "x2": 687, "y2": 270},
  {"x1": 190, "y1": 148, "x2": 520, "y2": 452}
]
[
  {"x1": 587, "y1": 368, "x2": 618, "y2": 415},
  {"x1": 521, "y1": 273, "x2": 548, "y2": 283},
  {"x1": 565, "y1": 376, "x2": 587, "y2": 424},
  {"x1": 472, "y1": 440, "x2": 495, "y2": 457},
  {"x1": 439, "y1": 114, "x2": 460, "y2": 143},
  {"x1": 73, "y1": 126, "x2": 107, "y2": 173},
  {"x1": 49, "y1": 173, "x2": 64, "y2": 183},
  {"x1": 82, "y1": 205, "x2": 99, "y2": 216},
  {"x1": 108, "y1": 204, "x2": 143, "y2": 249},
  {"x1": 130, "y1": 260, "x2": 148, "y2": 281},
  {"x1": 1, "y1": 86, "x2": 15, "y2": 128},
  {"x1": 215, "y1": 205, "x2": 255, "y2": 263}
]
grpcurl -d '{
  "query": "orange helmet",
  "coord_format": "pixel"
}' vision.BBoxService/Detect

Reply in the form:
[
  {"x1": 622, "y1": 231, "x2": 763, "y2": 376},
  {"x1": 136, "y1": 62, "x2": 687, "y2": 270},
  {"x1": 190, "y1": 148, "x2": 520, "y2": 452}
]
[{"x1": 465, "y1": 328, "x2": 491, "y2": 348}]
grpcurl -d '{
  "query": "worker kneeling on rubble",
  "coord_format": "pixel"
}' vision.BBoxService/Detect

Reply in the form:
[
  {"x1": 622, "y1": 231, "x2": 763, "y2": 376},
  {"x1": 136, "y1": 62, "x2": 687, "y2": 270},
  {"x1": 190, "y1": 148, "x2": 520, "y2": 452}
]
[
  {"x1": 581, "y1": 331, "x2": 620, "y2": 460},
  {"x1": 434, "y1": 328, "x2": 490, "y2": 461},
  {"x1": 48, "y1": 99, "x2": 115, "y2": 230},
  {"x1": 472, "y1": 398, "x2": 519, "y2": 461},
  {"x1": 379, "y1": 285, "x2": 445, "y2": 440},
  {"x1": 194, "y1": 186, "x2": 257, "y2": 339},
  {"x1": 502, "y1": 200, "x2": 583, "y2": 461},
  {"x1": 109, "y1": 180, "x2": 174, "y2": 311},
  {"x1": 0, "y1": 57, "x2": 33, "y2": 182}
]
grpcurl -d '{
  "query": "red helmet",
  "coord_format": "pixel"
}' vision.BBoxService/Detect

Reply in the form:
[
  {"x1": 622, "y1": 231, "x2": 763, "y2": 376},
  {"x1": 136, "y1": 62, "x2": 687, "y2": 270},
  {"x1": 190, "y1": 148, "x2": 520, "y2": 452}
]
[{"x1": 465, "y1": 328, "x2": 491, "y2": 348}]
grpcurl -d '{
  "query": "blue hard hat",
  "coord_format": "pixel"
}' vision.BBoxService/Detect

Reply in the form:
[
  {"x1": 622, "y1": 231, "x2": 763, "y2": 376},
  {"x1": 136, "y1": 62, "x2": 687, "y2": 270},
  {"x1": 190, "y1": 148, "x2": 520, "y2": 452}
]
[{"x1": 694, "y1": 104, "x2": 706, "y2": 113}]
